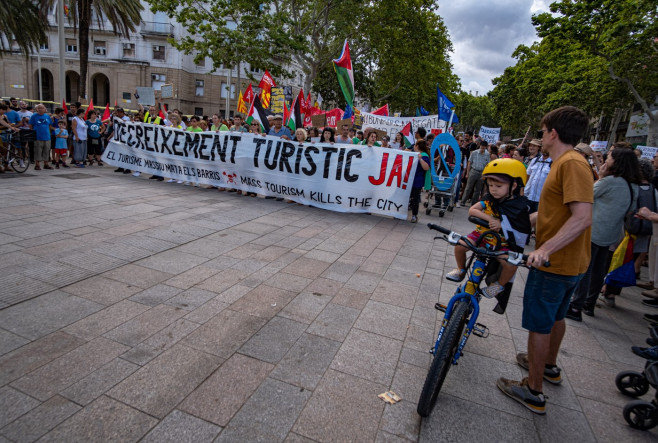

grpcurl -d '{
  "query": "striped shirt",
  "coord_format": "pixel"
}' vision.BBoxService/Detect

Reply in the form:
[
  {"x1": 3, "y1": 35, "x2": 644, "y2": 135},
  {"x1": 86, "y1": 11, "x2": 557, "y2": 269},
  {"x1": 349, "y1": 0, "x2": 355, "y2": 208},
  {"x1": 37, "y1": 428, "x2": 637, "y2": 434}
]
[{"x1": 468, "y1": 149, "x2": 490, "y2": 172}]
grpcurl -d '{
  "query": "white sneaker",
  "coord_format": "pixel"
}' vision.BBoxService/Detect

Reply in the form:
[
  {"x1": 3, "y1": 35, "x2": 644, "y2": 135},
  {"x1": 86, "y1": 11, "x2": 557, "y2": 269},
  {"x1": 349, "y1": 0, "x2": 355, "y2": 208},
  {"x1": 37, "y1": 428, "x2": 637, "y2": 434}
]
[
  {"x1": 132, "y1": 171, "x2": 141, "y2": 177},
  {"x1": 455, "y1": 203, "x2": 461, "y2": 208},
  {"x1": 166, "y1": 179, "x2": 176, "y2": 183},
  {"x1": 176, "y1": 180, "x2": 184, "y2": 184},
  {"x1": 184, "y1": 182, "x2": 191, "y2": 186},
  {"x1": 19, "y1": 159, "x2": 25, "y2": 168}
]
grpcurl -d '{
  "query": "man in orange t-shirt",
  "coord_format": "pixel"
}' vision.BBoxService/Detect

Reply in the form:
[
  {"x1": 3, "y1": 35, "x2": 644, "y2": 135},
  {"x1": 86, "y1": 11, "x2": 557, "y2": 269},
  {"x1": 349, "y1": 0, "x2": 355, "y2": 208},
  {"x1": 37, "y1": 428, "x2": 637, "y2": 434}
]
[{"x1": 497, "y1": 106, "x2": 593, "y2": 415}]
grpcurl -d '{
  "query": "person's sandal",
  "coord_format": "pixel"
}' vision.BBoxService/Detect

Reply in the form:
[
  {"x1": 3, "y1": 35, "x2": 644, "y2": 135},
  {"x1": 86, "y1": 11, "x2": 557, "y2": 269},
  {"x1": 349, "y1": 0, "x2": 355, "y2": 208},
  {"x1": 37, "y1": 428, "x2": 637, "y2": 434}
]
[{"x1": 446, "y1": 268, "x2": 467, "y2": 282}]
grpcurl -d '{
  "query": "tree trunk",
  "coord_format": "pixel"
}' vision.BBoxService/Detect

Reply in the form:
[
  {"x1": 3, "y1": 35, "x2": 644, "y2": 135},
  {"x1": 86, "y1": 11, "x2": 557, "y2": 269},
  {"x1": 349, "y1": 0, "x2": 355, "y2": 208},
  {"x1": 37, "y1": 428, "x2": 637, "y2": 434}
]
[
  {"x1": 78, "y1": 0, "x2": 91, "y2": 101},
  {"x1": 303, "y1": 61, "x2": 318, "y2": 95},
  {"x1": 606, "y1": 108, "x2": 624, "y2": 150}
]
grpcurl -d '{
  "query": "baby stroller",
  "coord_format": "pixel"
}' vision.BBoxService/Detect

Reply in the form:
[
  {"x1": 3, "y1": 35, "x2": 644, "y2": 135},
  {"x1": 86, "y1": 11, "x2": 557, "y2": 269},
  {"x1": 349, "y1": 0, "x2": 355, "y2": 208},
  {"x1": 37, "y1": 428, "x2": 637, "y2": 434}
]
[{"x1": 425, "y1": 174, "x2": 458, "y2": 217}]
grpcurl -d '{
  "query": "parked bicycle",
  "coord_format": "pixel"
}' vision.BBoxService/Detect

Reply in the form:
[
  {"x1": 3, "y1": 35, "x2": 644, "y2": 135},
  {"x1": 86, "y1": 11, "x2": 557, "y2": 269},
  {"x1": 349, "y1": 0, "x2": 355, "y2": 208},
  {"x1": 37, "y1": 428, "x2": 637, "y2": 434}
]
[
  {"x1": 417, "y1": 216, "x2": 548, "y2": 417},
  {"x1": 0, "y1": 132, "x2": 30, "y2": 173}
]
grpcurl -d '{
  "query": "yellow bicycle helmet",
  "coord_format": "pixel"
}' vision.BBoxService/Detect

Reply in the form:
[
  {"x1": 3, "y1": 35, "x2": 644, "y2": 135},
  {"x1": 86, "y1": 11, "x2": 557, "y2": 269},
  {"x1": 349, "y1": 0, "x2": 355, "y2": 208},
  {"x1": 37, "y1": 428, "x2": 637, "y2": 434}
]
[{"x1": 482, "y1": 158, "x2": 528, "y2": 186}]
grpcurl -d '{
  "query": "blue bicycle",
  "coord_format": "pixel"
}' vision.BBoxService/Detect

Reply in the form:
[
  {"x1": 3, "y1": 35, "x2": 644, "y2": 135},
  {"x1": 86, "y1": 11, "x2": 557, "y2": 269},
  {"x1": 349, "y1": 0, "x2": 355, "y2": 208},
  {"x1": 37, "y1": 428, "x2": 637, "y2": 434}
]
[{"x1": 417, "y1": 216, "x2": 544, "y2": 417}]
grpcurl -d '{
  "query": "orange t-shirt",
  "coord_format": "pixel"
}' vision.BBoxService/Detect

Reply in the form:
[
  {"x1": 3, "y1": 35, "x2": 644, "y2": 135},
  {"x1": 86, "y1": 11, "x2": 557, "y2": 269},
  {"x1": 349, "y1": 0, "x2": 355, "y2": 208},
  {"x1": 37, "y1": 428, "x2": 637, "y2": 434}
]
[{"x1": 536, "y1": 150, "x2": 594, "y2": 276}]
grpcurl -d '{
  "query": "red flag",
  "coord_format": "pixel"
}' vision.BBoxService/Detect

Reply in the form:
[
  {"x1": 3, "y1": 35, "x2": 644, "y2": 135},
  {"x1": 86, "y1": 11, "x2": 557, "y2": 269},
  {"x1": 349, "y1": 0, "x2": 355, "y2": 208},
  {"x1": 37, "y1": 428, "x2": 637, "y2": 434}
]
[
  {"x1": 163, "y1": 103, "x2": 168, "y2": 114},
  {"x1": 114, "y1": 99, "x2": 118, "y2": 108},
  {"x1": 258, "y1": 70, "x2": 275, "y2": 108},
  {"x1": 372, "y1": 104, "x2": 389, "y2": 116},
  {"x1": 102, "y1": 103, "x2": 111, "y2": 121},
  {"x1": 297, "y1": 89, "x2": 306, "y2": 115},
  {"x1": 305, "y1": 92, "x2": 312, "y2": 113},
  {"x1": 62, "y1": 99, "x2": 68, "y2": 115},
  {"x1": 84, "y1": 100, "x2": 94, "y2": 120},
  {"x1": 283, "y1": 100, "x2": 290, "y2": 125},
  {"x1": 325, "y1": 108, "x2": 344, "y2": 128},
  {"x1": 243, "y1": 84, "x2": 254, "y2": 104},
  {"x1": 158, "y1": 109, "x2": 166, "y2": 120}
]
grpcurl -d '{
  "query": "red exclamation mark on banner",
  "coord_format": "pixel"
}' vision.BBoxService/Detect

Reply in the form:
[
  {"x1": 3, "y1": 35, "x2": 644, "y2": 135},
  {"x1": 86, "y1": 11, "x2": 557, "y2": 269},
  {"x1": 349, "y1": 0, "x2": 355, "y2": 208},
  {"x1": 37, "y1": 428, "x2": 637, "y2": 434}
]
[{"x1": 401, "y1": 156, "x2": 414, "y2": 189}]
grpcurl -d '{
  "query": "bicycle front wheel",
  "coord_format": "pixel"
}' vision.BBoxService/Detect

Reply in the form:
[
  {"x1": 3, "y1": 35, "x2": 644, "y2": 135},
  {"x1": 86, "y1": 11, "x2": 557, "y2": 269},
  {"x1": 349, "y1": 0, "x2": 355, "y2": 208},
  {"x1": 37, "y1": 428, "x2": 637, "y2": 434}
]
[
  {"x1": 417, "y1": 300, "x2": 469, "y2": 417},
  {"x1": 9, "y1": 147, "x2": 29, "y2": 173}
]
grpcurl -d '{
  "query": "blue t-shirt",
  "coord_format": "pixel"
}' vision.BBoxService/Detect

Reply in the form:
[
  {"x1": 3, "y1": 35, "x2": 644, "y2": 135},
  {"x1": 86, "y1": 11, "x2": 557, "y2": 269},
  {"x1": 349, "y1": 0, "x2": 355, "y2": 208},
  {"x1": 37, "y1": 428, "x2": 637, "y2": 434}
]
[
  {"x1": 413, "y1": 154, "x2": 431, "y2": 188},
  {"x1": 54, "y1": 128, "x2": 68, "y2": 150},
  {"x1": 86, "y1": 119, "x2": 103, "y2": 139},
  {"x1": 5, "y1": 110, "x2": 20, "y2": 125},
  {"x1": 268, "y1": 126, "x2": 292, "y2": 138},
  {"x1": 28, "y1": 113, "x2": 53, "y2": 141}
]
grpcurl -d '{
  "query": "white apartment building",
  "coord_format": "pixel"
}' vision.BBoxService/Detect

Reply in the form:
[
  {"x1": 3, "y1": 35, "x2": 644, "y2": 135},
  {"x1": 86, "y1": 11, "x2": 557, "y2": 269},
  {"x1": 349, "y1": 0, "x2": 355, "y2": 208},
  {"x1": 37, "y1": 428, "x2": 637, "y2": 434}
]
[{"x1": 0, "y1": 2, "x2": 306, "y2": 117}]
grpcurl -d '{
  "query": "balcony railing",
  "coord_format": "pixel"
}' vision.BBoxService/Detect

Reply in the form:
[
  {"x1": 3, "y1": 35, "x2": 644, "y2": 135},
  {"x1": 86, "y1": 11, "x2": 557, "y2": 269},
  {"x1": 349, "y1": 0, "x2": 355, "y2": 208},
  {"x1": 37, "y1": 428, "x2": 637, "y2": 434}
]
[{"x1": 140, "y1": 21, "x2": 174, "y2": 37}]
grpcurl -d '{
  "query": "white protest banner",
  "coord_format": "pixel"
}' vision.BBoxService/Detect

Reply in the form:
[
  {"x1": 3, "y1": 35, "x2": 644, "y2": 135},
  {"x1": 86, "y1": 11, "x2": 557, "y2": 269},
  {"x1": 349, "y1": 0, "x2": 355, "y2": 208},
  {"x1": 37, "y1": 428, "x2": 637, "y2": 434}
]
[
  {"x1": 637, "y1": 146, "x2": 658, "y2": 160},
  {"x1": 360, "y1": 112, "x2": 447, "y2": 139},
  {"x1": 626, "y1": 111, "x2": 658, "y2": 138},
  {"x1": 589, "y1": 140, "x2": 607, "y2": 152},
  {"x1": 102, "y1": 119, "x2": 418, "y2": 219},
  {"x1": 479, "y1": 126, "x2": 501, "y2": 144}
]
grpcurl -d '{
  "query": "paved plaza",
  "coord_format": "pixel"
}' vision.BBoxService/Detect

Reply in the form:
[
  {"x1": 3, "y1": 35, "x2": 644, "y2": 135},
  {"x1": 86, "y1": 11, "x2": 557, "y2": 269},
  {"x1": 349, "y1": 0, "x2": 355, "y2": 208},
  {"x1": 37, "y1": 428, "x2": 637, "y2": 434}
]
[{"x1": 0, "y1": 167, "x2": 656, "y2": 442}]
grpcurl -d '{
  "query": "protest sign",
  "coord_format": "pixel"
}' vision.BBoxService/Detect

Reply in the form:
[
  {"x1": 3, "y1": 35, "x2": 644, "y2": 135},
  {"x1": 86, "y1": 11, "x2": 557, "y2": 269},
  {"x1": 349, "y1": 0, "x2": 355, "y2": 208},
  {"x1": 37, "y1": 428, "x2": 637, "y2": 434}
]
[
  {"x1": 637, "y1": 146, "x2": 658, "y2": 160},
  {"x1": 160, "y1": 84, "x2": 174, "y2": 99},
  {"x1": 337, "y1": 118, "x2": 353, "y2": 129},
  {"x1": 270, "y1": 87, "x2": 285, "y2": 114},
  {"x1": 135, "y1": 87, "x2": 156, "y2": 106},
  {"x1": 102, "y1": 119, "x2": 418, "y2": 219},
  {"x1": 590, "y1": 140, "x2": 607, "y2": 152},
  {"x1": 311, "y1": 114, "x2": 326, "y2": 128},
  {"x1": 478, "y1": 126, "x2": 501, "y2": 144},
  {"x1": 626, "y1": 111, "x2": 658, "y2": 138},
  {"x1": 360, "y1": 112, "x2": 447, "y2": 139}
]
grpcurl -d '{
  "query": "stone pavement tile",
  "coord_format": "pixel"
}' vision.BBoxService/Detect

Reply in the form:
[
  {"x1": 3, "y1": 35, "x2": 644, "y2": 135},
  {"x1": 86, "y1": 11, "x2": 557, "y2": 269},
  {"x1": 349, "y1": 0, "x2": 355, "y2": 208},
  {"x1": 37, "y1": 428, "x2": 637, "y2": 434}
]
[
  {"x1": 344, "y1": 270, "x2": 382, "y2": 293},
  {"x1": 591, "y1": 327, "x2": 647, "y2": 367},
  {"x1": 60, "y1": 358, "x2": 139, "y2": 406},
  {"x1": 182, "y1": 309, "x2": 267, "y2": 358},
  {"x1": 282, "y1": 257, "x2": 331, "y2": 280},
  {"x1": 121, "y1": 319, "x2": 200, "y2": 366},
  {"x1": 229, "y1": 284, "x2": 297, "y2": 319},
  {"x1": 194, "y1": 269, "x2": 250, "y2": 294},
  {"x1": 306, "y1": 303, "x2": 360, "y2": 342},
  {"x1": 0, "y1": 329, "x2": 29, "y2": 358},
  {"x1": 60, "y1": 275, "x2": 142, "y2": 305},
  {"x1": 127, "y1": 283, "x2": 183, "y2": 306},
  {"x1": 379, "y1": 400, "x2": 421, "y2": 442},
  {"x1": 303, "y1": 249, "x2": 341, "y2": 263},
  {"x1": 389, "y1": 255, "x2": 428, "y2": 274},
  {"x1": 420, "y1": 393, "x2": 538, "y2": 441},
  {"x1": 102, "y1": 264, "x2": 173, "y2": 289},
  {"x1": 0, "y1": 395, "x2": 81, "y2": 443},
  {"x1": 57, "y1": 250, "x2": 127, "y2": 273},
  {"x1": 266, "y1": 272, "x2": 313, "y2": 293},
  {"x1": 330, "y1": 329, "x2": 403, "y2": 386},
  {"x1": 92, "y1": 242, "x2": 153, "y2": 262},
  {"x1": 183, "y1": 297, "x2": 230, "y2": 325},
  {"x1": 320, "y1": 260, "x2": 360, "y2": 282},
  {"x1": 224, "y1": 242, "x2": 268, "y2": 259},
  {"x1": 293, "y1": 369, "x2": 386, "y2": 442},
  {"x1": 371, "y1": 280, "x2": 418, "y2": 310},
  {"x1": 409, "y1": 304, "x2": 436, "y2": 330},
  {"x1": 108, "y1": 344, "x2": 221, "y2": 419},
  {"x1": 557, "y1": 324, "x2": 611, "y2": 363},
  {"x1": 400, "y1": 346, "x2": 431, "y2": 371},
  {"x1": 579, "y1": 396, "x2": 656, "y2": 443},
  {"x1": 135, "y1": 250, "x2": 209, "y2": 274},
  {"x1": 330, "y1": 287, "x2": 371, "y2": 310},
  {"x1": 251, "y1": 245, "x2": 290, "y2": 262},
  {"x1": 0, "y1": 332, "x2": 85, "y2": 387},
  {"x1": 115, "y1": 234, "x2": 178, "y2": 253},
  {"x1": 209, "y1": 284, "x2": 252, "y2": 305},
  {"x1": 465, "y1": 333, "x2": 519, "y2": 364},
  {"x1": 38, "y1": 396, "x2": 157, "y2": 442},
  {"x1": 229, "y1": 257, "x2": 270, "y2": 274},
  {"x1": 278, "y1": 292, "x2": 333, "y2": 325},
  {"x1": 284, "y1": 432, "x2": 316, "y2": 443},
  {"x1": 0, "y1": 291, "x2": 103, "y2": 340},
  {"x1": 390, "y1": 361, "x2": 428, "y2": 407},
  {"x1": 305, "y1": 277, "x2": 343, "y2": 297},
  {"x1": 104, "y1": 223, "x2": 150, "y2": 236},
  {"x1": 102, "y1": 304, "x2": 187, "y2": 346},
  {"x1": 532, "y1": 402, "x2": 596, "y2": 443},
  {"x1": 0, "y1": 386, "x2": 40, "y2": 429},
  {"x1": 239, "y1": 316, "x2": 308, "y2": 364},
  {"x1": 376, "y1": 431, "x2": 411, "y2": 442},
  {"x1": 63, "y1": 300, "x2": 151, "y2": 341},
  {"x1": 10, "y1": 337, "x2": 129, "y2": 401},
  {"x1": 354, "y1": 300, "x2": 412, "y2": 341},
  {"x1": 21, "y1": 239, "x2": 86, "y2": 258},
  {"x1": 216, "y1": 378, "x2": 311, "y2": 443},
  {"x1": 358, "y1": 259, "x2": 390, "y2": 275},
  {"x1": 174, "y1": 238, "x2": 234, "y2": 259},
  {"x1": 164, "y1": 266, "x2": 220, "y2": 290},
  {"x1": 402, "y1": 324, "x2": 435, "y2": 355},
  {"x1": 140, "y1": 409, "x2": 221, "y2": 443},
  {"x1": 180, "y1": 353, "x2": 273, "y2": 426},
  {"x1": 558, "y1": 353, "x2": 639, "y2": 408},
  {"x1": 382, "y1": 268, "x2": 422, "y2": 288},
  {"x1": 165, "y1": 288, "x2": 217, "y2": 311},
  {"x1": 270, "y1": 333, "x2": 341, "y2": 391}
]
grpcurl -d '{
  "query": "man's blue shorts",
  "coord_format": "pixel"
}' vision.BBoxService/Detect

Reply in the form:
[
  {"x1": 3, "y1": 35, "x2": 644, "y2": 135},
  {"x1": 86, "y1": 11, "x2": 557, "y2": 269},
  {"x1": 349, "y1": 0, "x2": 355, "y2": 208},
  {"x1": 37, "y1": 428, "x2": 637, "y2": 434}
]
[{"x1": 522, "y1": 268, "x2": 583, "y2": 334}]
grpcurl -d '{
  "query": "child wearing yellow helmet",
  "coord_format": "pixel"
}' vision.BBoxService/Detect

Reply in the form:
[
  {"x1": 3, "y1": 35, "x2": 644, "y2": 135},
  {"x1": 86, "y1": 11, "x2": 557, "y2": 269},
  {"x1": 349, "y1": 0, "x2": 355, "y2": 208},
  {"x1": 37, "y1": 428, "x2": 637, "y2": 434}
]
[{"x1": 446, "y1": 158, "x2": 532, "y2": 298}]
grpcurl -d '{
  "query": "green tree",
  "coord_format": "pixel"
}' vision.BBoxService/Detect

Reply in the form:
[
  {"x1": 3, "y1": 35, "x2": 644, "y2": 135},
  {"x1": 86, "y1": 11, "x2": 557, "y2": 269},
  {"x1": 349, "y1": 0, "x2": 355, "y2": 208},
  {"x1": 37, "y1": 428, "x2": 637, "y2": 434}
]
[
  {"x1": 0, "y1": 0, "x2": 47, "y2": 56},
  {"x1": 453, "y1": 92, "x2": 499, "y2": 135},
  {"x1": 533, "y1": 0, "x2": 658, "y2": 145}
]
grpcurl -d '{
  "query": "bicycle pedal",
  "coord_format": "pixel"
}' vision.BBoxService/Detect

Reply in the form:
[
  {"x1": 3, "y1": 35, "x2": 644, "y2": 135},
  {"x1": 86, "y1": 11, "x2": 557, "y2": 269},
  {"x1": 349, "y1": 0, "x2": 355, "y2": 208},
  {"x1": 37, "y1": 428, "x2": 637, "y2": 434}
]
[
  {"x1": 472, "y1": 323, "x2": 489, "y2": 338},
  {"x1": 434, "y1": 302, "x2": 446, "y2": 312}
]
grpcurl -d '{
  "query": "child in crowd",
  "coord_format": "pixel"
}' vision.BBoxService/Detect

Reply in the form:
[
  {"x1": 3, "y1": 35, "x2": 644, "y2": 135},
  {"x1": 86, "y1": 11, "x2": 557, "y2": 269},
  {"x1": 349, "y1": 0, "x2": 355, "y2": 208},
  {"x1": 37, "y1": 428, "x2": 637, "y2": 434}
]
[
  {"x1": 446, "y1": 158, "x2": 532, "y2": 298},
  {"x1": 53, "y1": 120, "x2": 70, "y2": 168}
]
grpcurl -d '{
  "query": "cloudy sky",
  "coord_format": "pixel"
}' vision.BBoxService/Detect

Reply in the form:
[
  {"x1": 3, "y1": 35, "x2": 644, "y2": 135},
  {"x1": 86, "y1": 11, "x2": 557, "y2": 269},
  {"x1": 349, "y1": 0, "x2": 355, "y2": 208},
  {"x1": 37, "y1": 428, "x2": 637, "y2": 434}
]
[{"x1": 436, "y1": 0, "x2": 551, "y2": 94}]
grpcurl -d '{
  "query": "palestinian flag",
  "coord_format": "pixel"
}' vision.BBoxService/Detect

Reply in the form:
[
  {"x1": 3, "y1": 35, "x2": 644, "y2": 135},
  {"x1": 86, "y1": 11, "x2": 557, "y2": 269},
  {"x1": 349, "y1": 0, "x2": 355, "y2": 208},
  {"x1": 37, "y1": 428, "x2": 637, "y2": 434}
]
[
  {"x1": 246, "y1": 95, "x2": 271, "y2": 133},
  {"x1": 258, "y1": 70, "x2": 275, "y2": 109},
  {"x1": 332, "y1": 40, "x2": 354, "y2": 107},
  {"x1": 401, "y1": 122, "x2": 414, "y2": 148},
  {"x1": 287, "y1": 96, "x2": 303, "y2": 132}
]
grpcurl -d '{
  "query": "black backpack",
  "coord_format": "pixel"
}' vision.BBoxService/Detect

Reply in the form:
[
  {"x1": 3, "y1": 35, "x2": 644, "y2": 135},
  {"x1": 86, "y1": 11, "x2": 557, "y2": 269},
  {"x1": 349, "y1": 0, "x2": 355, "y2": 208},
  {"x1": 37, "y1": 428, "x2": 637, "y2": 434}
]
[{"x1": 625, "y1": 182, "x2": 656, "y2": 236}]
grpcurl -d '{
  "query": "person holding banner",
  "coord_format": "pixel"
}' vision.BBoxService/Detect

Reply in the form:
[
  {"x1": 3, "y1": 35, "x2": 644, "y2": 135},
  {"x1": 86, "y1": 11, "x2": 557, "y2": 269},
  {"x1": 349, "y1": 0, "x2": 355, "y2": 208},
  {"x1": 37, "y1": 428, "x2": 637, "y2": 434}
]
[
  {"x1": 409, "y1": 140, "x2": 431, "y2": 223},
  {"x1": 268, "y1": 115, "x2": 292, "y2": 140},
  {"x1": 321, "y1": 127, "x2": 335, "y2": 144},
  {"x1": 360, "y1": 129, "x2": 381, "y2": 147}
]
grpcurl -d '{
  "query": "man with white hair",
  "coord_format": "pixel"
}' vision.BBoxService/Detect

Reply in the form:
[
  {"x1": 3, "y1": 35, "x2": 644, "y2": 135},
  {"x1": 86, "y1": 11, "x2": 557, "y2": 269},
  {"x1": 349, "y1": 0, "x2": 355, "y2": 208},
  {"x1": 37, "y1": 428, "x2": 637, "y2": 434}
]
[{"x1": 28, "y1": 104, "x2": 53, "y2": 170}]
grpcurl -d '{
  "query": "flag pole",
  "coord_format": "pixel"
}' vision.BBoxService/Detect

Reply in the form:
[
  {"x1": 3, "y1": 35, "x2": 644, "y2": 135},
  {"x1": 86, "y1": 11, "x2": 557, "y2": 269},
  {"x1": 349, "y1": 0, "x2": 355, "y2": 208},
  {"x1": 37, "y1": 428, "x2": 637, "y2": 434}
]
[{"x1": 446, "y1": 110, "x2": 455, "y2": 135}]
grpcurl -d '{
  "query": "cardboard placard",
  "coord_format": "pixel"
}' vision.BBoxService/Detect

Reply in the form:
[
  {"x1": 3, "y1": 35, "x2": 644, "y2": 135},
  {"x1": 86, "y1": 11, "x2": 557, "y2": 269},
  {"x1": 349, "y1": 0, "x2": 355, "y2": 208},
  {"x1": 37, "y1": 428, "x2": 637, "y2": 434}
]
[
  {"x1": 136, "y1": 87, "x2": 156, "y2": 106},
  {"x1": 373, "y1": 129, "x2": 388, "y2": 140},
  {"x1": 160, "y1": 84, "x2": 174, "y2": 99},
  {"x1": 336, "y1": 118, "x2": 353, "y2": 129},
  {"x1": 311, "y1": 114, "x2": 326, "y2": 127}
]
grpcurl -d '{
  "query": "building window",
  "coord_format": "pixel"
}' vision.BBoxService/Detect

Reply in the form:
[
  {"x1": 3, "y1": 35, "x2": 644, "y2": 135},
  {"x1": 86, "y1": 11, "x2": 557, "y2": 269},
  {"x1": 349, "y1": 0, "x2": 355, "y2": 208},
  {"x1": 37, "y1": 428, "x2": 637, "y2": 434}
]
[
  {"x1": 152, "y1": 45, "x2": 165, "y2": 61},
  {"x1": 66, "y1": 39, "x2": 77, "y2": 53},
  {"x1": 40, "y1": 40, "x2": 49, "y2": 51},
  {"x1": 249, "y1": 66, "x2": 261, "y2": 74},
  {"x1": 151, "y1": 73, "x2": 166, "y2": 90},
  {"x1": 195, "y1": 80, "x2": 204, "y2": 97},
  {"x1": 122, "y1": 43, "x2": 135, "y2": 57},
  {"x1": 94, "y1": 41, "x2": 106, "y2": 56},
  {"x1": 221, "y1": 82, "x2": 235, "y2": 99},
  {"x1": 194, "y1": 107, "x2": 203, "y2": 117}
]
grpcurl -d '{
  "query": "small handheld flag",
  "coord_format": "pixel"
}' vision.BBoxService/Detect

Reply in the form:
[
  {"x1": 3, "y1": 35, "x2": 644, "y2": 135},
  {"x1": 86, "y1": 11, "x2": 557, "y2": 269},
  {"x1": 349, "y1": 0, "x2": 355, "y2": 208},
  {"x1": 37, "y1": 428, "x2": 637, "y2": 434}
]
[{"x1": 332, "y1": 40, "x2": 355, "y2": 107}]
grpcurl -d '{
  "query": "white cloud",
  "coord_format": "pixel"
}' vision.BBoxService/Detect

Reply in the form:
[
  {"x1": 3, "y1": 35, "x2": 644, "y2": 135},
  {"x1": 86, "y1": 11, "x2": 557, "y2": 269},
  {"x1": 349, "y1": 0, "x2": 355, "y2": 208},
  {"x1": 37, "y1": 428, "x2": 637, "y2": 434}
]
[{"x1": 437, "y1": 0, "x2": 550, "y2": 93}]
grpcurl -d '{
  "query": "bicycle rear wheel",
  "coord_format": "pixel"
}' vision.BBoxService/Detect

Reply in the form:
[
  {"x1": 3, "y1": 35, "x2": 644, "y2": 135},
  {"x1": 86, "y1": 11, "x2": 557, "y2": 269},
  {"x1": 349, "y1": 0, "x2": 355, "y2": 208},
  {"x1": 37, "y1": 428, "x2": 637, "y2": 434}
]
[
  {"x1": 9, "y1": 146, "x2": 29, "y2": 173},
  {"x1": 417, "y1": 300, "x2": 469, "y2": 417}
]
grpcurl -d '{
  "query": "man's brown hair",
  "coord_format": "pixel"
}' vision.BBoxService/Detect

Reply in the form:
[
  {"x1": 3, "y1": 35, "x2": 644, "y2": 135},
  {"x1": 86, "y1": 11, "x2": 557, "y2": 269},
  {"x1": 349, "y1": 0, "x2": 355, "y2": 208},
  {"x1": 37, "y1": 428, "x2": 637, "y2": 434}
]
[{"x1": 540, "y1": 106, "x2": 589, "y2": 146}]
